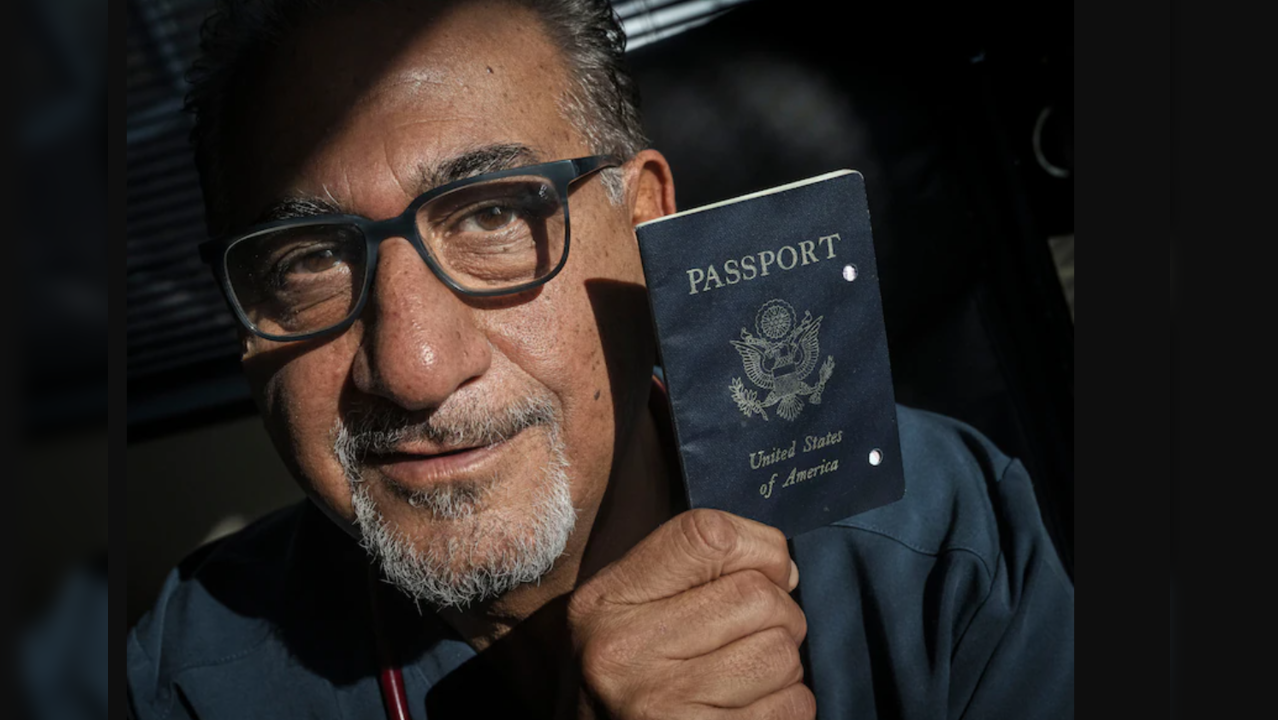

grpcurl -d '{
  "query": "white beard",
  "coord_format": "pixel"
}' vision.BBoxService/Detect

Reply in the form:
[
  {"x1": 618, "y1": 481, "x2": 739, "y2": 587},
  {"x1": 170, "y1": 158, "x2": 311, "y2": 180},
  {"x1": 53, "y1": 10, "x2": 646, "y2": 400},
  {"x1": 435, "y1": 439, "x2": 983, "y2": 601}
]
[{"x1": 334, "y1": 395, "x2": 577, "y2": 609}]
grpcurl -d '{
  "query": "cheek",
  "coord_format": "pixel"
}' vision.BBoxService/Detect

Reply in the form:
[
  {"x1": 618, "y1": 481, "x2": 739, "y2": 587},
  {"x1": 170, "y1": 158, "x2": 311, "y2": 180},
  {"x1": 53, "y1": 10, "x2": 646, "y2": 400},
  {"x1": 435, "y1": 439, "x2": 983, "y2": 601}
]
[
  {"x1": 480, "y1": 281, "x2": 615, "y2": 482},
  {"x1": 489, "y1": 290, "x2": 563, "y2": 367},
  {"x1": 480, "y1": 283, "x2": 607, "y2": 410},
  {"x1": 479, "y1": 225, "x2": 654, "y2": 493},
  {"x1": 250, "y1": 337, "x2": 359, "y2": 514}
]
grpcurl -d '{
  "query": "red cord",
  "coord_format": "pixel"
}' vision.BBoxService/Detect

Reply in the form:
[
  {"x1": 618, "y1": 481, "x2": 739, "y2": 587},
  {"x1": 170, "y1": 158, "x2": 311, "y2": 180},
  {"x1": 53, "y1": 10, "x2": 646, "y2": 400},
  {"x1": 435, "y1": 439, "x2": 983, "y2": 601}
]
[
  {"x1": 378, "y1": 665, "x2": 412, "y2": 720},
  {"x1": 370, "y1": 566, "x2": 413, "y2": 720}
]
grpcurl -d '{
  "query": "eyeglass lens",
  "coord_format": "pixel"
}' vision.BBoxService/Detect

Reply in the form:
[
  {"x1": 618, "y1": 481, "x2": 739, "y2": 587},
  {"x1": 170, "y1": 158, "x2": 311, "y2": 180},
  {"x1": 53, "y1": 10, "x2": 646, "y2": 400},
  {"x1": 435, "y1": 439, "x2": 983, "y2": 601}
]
[{"x1": 416, "y1": 176, "x2": 566, "y2": 291}]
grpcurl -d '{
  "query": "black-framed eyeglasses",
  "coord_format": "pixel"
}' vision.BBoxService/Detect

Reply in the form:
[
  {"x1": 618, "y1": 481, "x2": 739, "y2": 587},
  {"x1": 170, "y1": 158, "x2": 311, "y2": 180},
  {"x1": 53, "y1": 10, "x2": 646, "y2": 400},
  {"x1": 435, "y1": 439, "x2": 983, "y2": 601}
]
[{"x1": 198, "y1": 155, "x2": 620, "y2": 342}]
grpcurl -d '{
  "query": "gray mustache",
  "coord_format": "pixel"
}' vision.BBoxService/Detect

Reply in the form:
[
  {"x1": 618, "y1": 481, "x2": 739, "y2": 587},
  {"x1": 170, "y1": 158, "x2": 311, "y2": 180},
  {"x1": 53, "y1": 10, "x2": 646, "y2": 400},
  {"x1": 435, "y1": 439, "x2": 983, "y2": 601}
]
[{"x1": 334, "y1": 394, "x2": 559, "y2": 467}]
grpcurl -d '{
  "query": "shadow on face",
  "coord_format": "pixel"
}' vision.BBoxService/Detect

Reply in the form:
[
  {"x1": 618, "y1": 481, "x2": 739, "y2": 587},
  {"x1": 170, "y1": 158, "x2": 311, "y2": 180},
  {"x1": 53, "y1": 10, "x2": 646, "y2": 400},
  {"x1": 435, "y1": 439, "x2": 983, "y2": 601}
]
[
  {"x1": 219, "y1": 0, "x2": 467, "y2": 231},
  {"x1": 218, "y1": 0, "x2": 586, "y2": 231},
  {"x1": 241, "y1": 333, "x2": 343, "y2": 384},
  {"x1": 575, "y1": 278, "x2": 667, "y2": 577}
]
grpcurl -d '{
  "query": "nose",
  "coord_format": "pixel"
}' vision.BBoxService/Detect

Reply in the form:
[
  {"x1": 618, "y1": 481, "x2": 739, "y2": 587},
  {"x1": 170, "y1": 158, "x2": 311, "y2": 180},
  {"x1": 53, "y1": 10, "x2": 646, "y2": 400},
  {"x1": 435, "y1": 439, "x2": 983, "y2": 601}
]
[{"x1": 350, "y1": 238, "x2": 492, "y2": 411}]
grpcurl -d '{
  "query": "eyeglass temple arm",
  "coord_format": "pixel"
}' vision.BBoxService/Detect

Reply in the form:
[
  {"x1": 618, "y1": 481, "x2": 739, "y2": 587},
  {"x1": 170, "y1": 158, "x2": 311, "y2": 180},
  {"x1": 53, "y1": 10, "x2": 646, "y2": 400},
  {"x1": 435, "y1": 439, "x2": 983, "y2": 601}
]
[{"x1": 573, "y1": 155, "x2": 621, "y2": 177}]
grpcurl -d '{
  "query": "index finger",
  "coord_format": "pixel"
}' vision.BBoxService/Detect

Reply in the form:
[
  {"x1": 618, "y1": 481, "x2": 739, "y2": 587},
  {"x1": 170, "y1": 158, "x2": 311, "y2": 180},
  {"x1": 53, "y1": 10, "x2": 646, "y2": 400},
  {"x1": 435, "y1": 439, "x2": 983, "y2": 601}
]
[{"x1": 580, "y1": 509, "x2": 797, "y2": 607}]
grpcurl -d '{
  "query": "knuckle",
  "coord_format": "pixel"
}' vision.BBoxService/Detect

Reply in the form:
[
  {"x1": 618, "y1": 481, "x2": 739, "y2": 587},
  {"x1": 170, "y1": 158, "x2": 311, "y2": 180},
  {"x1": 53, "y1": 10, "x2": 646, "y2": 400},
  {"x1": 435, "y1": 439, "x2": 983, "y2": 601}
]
[
  {"x1": 783, "y1": 684, "x2": 818, "y2": 720},
  {"x1": 678, "y1": 509, "x2": 739, "y2": 560},
  {"x1": 761, "y1": 627, "x2": 801, "y2": 675},
  {"x1": 579, "y1": 629, "x2": 635, "y2": 693},
  {"x1": 567, "y1": 582, "x2": 603, "y2": 626},
  {"x1": 731, "y1": 628, "x2": 800, "y2": 689},
  {"x1": 578, "y1": 641, "x2": 610, "y2": 688},
  {"x1": 727, "y1": 569, "x2": 777, "y2": 612},
  {"x1": 631, "y1": 686, "x2": 674, "y2": 720},
  {"x1": 567, "y1": 588, "x2": 612, "y2": 653},
  {"x1": 790, "y1": 603, "x2": 809, "y2": 643},
  {"x1": 764, "y1": 525, "x2": 788, "y2": 553},
  {"x1": 754, "y1": 683, "x2": 815, "y2": 720},
  {"x1": 763, "y1": 525, "x2": 792, "y2": 574}
]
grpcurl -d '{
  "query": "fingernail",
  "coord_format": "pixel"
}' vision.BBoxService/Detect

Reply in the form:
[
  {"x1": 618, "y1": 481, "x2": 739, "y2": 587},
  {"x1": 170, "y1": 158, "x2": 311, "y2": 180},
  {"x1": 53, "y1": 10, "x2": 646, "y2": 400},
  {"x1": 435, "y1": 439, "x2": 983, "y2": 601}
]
[{"x1": 788, "y1": 559, "x2": 800, "y2": 590}]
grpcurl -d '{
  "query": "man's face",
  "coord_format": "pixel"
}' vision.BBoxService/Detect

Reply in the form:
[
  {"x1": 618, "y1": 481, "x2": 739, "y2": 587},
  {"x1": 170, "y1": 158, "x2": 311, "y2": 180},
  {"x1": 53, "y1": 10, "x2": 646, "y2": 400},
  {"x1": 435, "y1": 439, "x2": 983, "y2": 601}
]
[{"x1": 223, "y1": 1, "x2": 657, "y2": 605}]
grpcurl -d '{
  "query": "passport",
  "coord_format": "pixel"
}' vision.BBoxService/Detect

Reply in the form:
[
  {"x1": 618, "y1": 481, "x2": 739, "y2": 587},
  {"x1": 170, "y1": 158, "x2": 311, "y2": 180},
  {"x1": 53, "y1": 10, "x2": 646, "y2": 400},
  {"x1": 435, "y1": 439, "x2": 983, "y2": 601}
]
[{"x1": 637, "y1": 170, "x2": 905, "y2": 539}]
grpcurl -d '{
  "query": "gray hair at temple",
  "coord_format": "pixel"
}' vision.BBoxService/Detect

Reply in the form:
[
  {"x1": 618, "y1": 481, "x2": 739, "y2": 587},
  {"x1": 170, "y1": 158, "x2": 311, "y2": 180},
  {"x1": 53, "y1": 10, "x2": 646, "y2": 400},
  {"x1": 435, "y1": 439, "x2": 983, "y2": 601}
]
[{"x1": 185, "y1": 0, "x2": 649, "y2": 236}]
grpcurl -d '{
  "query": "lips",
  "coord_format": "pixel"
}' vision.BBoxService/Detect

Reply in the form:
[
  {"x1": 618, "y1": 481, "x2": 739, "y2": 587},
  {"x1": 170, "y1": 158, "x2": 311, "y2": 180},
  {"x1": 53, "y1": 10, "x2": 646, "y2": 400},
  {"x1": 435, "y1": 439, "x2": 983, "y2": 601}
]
[{"x1": 365, "y1": 437, "x2": 510, "y2": 490}]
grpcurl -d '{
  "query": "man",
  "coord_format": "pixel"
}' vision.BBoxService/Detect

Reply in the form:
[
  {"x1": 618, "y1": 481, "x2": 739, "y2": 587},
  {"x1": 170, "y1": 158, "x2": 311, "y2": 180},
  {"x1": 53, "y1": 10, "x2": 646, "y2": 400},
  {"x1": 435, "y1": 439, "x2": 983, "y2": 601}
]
[{"x1": 127, "y1": 0, "x2": 1074, "y2": 718}]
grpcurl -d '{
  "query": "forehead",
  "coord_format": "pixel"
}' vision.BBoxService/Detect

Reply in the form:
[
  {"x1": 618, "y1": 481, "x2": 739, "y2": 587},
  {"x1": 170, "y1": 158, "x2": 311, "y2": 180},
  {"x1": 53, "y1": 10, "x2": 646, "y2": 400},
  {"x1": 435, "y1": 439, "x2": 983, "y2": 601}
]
[{"x1": 223, "y1": 0, "x2": 583, "y2": 224}]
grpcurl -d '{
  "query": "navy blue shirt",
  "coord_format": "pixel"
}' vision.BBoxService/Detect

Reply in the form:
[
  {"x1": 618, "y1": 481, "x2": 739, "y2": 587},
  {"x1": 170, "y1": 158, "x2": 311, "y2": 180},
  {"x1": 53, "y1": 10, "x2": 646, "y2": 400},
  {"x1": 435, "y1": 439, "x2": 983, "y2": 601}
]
[{"x1": 127, "y1": 405, "x2": 1073, "y2": 719}]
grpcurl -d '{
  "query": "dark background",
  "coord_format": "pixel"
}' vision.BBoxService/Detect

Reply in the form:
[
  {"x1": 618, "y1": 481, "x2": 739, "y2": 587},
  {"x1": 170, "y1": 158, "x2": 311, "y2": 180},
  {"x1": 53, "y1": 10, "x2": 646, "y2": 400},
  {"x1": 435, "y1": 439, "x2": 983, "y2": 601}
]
[
  {"x1": 15, "y1": 0, "x2": 108, "y2": 717},
  {"x1": 122, "y1": 0, "x2": 1074, "y2": 630}
]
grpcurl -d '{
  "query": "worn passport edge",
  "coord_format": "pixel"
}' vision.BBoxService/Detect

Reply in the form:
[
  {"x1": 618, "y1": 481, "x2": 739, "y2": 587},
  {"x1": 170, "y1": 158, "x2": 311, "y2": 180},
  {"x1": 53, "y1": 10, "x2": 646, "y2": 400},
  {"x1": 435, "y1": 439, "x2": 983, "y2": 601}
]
[
  {"x1": 635, "y1": 169, "x2": 890, "y2": 531},
  {"x1": 635, "y1": 169, "x2": 860, "y2": 228}
]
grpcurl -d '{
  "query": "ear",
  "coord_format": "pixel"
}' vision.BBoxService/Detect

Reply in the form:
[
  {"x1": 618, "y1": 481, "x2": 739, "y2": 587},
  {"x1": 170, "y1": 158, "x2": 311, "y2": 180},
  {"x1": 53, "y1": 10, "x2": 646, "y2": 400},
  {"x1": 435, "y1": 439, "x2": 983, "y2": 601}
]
[{"x1": 624, "y1": 149, "x2": 677, "y2": 226}]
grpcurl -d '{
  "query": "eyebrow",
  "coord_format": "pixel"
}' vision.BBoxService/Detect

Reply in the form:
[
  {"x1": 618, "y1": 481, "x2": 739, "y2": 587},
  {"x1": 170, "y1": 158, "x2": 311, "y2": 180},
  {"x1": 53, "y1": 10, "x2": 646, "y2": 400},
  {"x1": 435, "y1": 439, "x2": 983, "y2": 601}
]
[
  {"x1": 258, "y1": 196, "x2": 344, "y2": 223},
  {"x1": 415, "y1": 143, "x2": 541, "y2": 196},
  {"x1": 253, "y1": 143, "x2": 542, "y2": 225}
]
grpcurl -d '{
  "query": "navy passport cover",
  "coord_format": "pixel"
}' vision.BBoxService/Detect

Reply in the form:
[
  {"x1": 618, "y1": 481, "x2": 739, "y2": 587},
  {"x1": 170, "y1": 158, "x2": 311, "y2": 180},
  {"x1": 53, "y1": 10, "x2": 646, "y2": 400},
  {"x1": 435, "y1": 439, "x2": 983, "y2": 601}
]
[{"x1": 636, "y1": 170, "x2": 904, "y2": 539}]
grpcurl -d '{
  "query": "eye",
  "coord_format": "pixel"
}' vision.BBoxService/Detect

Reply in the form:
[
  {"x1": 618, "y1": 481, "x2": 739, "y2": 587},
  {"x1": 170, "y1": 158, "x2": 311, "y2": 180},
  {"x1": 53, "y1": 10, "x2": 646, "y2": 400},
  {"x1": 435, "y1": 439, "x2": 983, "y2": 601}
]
[
  {"x1": 470, "y1": 205, "x2": 517, "y2": 232},
  {"x1": 289, "y1": 247, "x2": 345, "y2": 275}
]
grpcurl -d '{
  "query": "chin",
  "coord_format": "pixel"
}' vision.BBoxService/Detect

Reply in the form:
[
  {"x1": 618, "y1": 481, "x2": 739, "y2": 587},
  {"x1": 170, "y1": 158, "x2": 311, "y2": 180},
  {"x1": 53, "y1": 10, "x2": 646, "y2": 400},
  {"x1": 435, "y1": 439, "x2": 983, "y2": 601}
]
[{"x1": 350, "y1": 452, "x2": 578, "y2": 609}]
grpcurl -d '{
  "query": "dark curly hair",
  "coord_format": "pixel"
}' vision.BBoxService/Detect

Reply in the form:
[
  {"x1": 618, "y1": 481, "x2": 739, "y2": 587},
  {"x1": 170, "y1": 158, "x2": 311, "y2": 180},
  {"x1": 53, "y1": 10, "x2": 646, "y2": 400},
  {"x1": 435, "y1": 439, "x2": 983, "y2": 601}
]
[{"x1": 186, "y1": 0, "x2": 648, "y2": 235}]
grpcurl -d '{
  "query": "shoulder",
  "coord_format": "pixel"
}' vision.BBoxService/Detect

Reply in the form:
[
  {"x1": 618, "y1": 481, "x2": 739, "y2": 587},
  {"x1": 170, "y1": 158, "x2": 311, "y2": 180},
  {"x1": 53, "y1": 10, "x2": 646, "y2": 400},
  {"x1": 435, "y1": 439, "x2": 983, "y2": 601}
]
[
  {"x1": 820, "y1": 404, "x2": 1072, "y2": 593},
  {"x1": 126, "y1": 502, "x2": 312, "y2": 716},
  {"x1": 798, "y1": 402, "x2": 1074, "y2": 640},
  {"x1": 796, "y1": 406, "x2": 1073, "y2": 717},
  {"x1": 827, "y1": 404, "x2": 1022, "y2": 572}
]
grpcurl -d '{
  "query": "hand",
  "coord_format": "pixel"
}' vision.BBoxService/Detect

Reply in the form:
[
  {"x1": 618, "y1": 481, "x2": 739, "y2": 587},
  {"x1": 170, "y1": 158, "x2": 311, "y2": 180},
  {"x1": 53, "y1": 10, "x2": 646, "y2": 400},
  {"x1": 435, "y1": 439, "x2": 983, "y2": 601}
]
[{"x1": 567, "y1": 509, "x2": 815, "y2": 719}]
